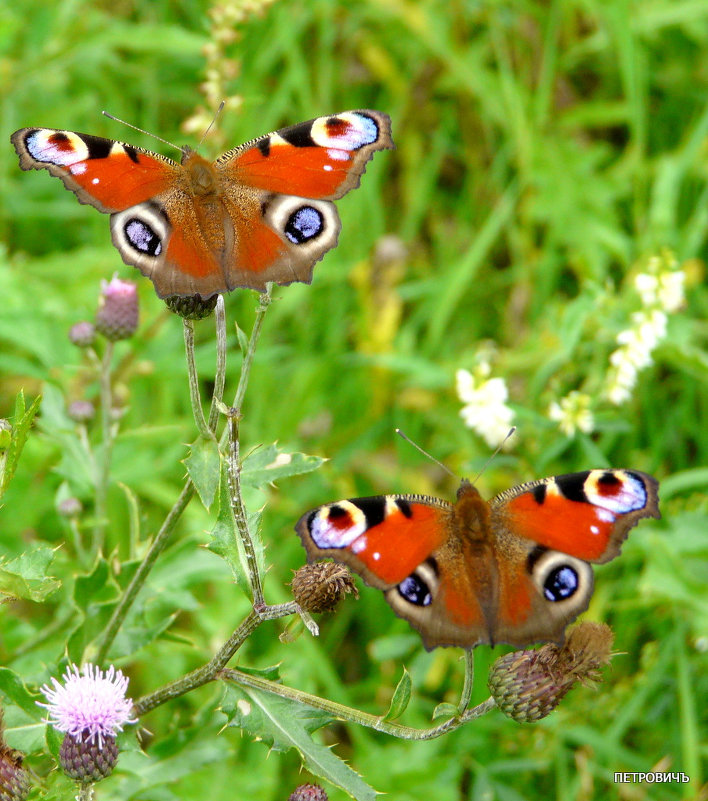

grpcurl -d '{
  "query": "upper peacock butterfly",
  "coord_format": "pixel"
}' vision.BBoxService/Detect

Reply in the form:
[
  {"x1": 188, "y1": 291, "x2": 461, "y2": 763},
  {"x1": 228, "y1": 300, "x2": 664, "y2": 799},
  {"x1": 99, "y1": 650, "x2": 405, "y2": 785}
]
[
  {"x1": 11, "y1": 111, "x2": 393, "y2": 298},
  {"x1": 295, "y1": 469, "x2": 660, "y2": 650}
]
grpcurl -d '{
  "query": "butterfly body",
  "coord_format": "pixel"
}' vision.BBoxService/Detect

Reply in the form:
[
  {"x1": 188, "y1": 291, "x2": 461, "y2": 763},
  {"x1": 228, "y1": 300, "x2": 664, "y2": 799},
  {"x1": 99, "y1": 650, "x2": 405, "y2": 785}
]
[
  {"x1": 296, "y1": 470, "x2": 660, "y2": 650},
  {"x1": 11, "y1": 111, "x2": 393, "y2": 298}
]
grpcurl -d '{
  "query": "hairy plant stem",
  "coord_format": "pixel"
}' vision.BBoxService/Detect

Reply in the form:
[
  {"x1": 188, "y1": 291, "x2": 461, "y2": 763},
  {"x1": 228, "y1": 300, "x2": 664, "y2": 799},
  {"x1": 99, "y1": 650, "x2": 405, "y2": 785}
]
[
  {"x1": 134, "y1": 602, "x2": 299, "y2": 715},
  {"x1": 458, "y1": 649, "x2": 475, "y2": 712},
  {"x1": 94, "y1": 481, "x2": 196, "y2": 665},
  {"x1": 222, "y1": 667, "x2": 497, "y2": 740},
  {"x1": 183, "y1": 319, "x2": 211, "y2": 439},
  {"x1": 208, "y1": 295, "x2": 227, "y2": 431},
  {"x1": 93, "y1": 340, "x2": 115, "y2": 554},
  {"x1": 219, "y1": 287, "x2": 273, "y2": 605},
  {"x1": 77, "y1": 783, "x2": 95, "y2": 801},
  {"x1": 134, "y1": 604, "x2": 493, "y2": 740},
  {"x1": 95, "y1": 289, "x2": 272, "y2": 666},
  {"x1": 221, "y1": 285, "x2": 273, "y2": 449},
  {"x1": 226, "y1": 411, "x2": 264, "y2": 605}
]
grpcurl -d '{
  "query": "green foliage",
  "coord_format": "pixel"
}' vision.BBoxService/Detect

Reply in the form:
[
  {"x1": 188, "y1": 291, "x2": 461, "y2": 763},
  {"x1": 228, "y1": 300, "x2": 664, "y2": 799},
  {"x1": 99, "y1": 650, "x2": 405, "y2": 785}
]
[{"x1": 0, "y1": 0, "x2": 706, "y2": 800}]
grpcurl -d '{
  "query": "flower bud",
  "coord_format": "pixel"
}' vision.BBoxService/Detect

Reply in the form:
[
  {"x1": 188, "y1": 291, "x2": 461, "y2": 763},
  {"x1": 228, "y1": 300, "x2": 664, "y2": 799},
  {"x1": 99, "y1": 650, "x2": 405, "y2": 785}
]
[
  {"x1": 57, "y1": 497, "x2": 83, "y2": 518},
  {"x1": 164, "y1": 294, "x2": 218, "y2": 320},
  {"x1": 95, "y1": 277, "x2": 139, "y2": 341},
  {"x1": 488, "y1": 622, "x2": 614, "y2": 723},
  {"x1": 288, "y1": 783, "x2": 328, "y2": 801},
  {"x1": 59, "y1": 730, "x2": 118, "y2": 783},
  {"x1": 68, "y1": 321, "x2": 96, "y2": 348},
  {"x1": 291, "y1": 562, "x2": 358, "y2": 613},
  {"x1": 67, "y1": 400, "x2": 95, "y2": 423},
  {"x1": 0, "y1": 744, "x2": 30, "y2": 801}
]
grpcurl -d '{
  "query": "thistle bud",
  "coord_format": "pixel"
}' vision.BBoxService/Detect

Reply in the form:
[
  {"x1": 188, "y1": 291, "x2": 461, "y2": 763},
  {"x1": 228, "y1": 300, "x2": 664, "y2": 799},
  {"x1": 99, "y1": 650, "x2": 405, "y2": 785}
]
[
  {"x1": 164, "y1": 294, "x2": 218, "y2": 320},
  {"x1": 488, "y1": 623, "x2": 614, "y2": 723},
  {"x1": 291, "y1": 562, "x2": 358, "y2": 613},
  {"x1": 67, "y1": 400, "x2": 95, "y2": 423},
  {"x1": 288, "y1": 783, "x2": 328, "y2": 801},
  {"x1": 95, "y1": 277, "x2": 139, "y2": 341},
  {"x1": 68, "y1": 321, "x2": 96, "y2": 348},
  {"x1": 59, "y1": 730, "x2": 118, "y2": 783},
  {"x1": 0, "y1": 710, "x2": 30, "y2": 801}
]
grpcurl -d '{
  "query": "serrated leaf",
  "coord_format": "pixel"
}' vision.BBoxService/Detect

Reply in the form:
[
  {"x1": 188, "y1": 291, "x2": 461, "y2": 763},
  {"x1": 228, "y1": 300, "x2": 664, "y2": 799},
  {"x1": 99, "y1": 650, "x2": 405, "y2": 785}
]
[
  {"x1": 431, "y1": 702, "x2": 459, "y2": 720},
  {"x1": 0, "y1": 545, "x2": 60, "y2": 601},
  {"x1": 0, "y1": 667, "x2": 39, "y2": 718},
  {"x1": 221, "y1": 681, "x2": 376, "y2": 801},
  {"x1": 383, "y1": 666, "x2": 412, "y2": 721},
  {"x1": 207, "y1": 461, "x2": 264, "y2": 596},
  {"x1": 241, "y1": 443, "x2": 325, "y2": 489},
  {"x1": 184, "y1": 434, "x2": 221, "y2": 509},
  {"x1": 73, "y1": 556, "x2": 120, "y2": 612},
  {"x1": 0, "y1": 390, "x2": 41, "y2": 498}
]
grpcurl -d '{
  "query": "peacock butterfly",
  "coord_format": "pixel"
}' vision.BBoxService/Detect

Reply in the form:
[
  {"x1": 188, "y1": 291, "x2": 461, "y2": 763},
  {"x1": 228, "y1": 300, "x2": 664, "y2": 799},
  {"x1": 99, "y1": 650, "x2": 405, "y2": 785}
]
[
  {"x1": 295, "y1": 470, "x2": 660, "y2": 649},
  {"x1": 11, "y1": 110, "x2": 393, "y2": 298}
]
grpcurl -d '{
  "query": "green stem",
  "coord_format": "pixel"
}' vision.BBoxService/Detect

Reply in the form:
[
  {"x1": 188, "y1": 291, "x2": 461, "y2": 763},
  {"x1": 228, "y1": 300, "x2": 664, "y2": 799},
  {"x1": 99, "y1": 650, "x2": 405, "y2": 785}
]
[
  {"x1": 183, "y1": 319, "x2": 211, "y2": 439},
  {"x1": 77, "y1": 783, "x2": 94, "y2": 801},
  {"x1": 222, "y1": 667, "x2": 497, "y2": 740},
  {"x1": 94, "y1": 340, "x2": 115, "y2": 552},
  {"x1": 226, "y1": 411, "x2": 264, "y2": 606},
  {"x1": 94, "y1": 481, "x2": 196, "y2": 665},
  {"x1": 133, "y1": 602, "x2": 299, "y2": 715},
  {"x1": 219, "y1": 285, "x2": 273, "y2": 451},
  {"x1": 208, "y1": 295, "x2": 227, "y2": 432},
  {"x1": 458, "y1": 649, "x2": 474, "y2": 713}
]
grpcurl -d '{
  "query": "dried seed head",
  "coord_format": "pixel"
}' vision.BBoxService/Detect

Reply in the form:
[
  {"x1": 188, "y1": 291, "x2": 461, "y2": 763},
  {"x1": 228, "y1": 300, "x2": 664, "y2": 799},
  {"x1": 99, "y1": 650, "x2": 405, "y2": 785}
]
[
  {"x1": 291, "y1": 562, "x2": 358, "y2": 613},
  {"x1": 95, "y1": 276, "x2": 139, "y2": 341},
  {"x1": 488, "y1": 622, "x2": 614, "y2": 723},
  {"x1": 164, "y1": 294, "x2": 218, "y2": 320}
]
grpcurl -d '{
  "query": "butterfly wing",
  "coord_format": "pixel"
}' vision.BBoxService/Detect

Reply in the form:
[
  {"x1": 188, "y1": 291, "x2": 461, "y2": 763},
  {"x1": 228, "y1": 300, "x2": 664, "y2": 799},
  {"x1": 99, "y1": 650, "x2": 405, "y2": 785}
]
[
  {"x1": 488, "y1": 469, "x2": 660, "y2": 646},
  {"x1": 215, "y1": 110, "x2": 393, "y2": 289},
  {"x1": 295, "y1": 491, "x2": 495, "y2": 650},
  {"x1": 10, "y1": 127, "x2": 220, "y2": 297},
  {"x1": 11, "y1": 128, "x2": 181, "y2": 213}
]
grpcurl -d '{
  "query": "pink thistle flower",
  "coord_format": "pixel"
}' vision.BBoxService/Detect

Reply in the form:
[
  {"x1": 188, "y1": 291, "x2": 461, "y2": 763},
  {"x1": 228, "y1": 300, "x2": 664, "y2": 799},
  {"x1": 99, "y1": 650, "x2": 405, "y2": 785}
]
[{"x1": 37, "y1": 664, "x2": 136, "y2": 748}]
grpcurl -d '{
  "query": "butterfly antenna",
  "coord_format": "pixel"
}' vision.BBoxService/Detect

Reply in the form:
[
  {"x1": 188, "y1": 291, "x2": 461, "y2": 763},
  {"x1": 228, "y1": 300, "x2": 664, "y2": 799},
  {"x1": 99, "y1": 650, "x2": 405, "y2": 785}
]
[
  {"x1": 101, "y1": 111, "x2": 185, "y2": 155},
  {"x1": 395, "y1": 429, "x2": 458, "y2": 480},
  {"x1": 470, "y1": 427, "x2": 517, "y2": 484},
  {"x1": 198, "y1": 101, "x2": 226, "y2": 149}
]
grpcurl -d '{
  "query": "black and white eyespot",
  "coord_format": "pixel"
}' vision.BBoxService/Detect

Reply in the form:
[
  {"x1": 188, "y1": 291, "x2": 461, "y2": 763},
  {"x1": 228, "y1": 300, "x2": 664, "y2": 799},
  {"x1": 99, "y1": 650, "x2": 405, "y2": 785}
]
[
  {"x1": 529, "y1": 550, "x2": 593, "y2": 606},
  {"x1": 395, "y1": 561, "x2": 438, "y2": 608},
  {"x1": 284, "y1": 206, "x2": 324, "y2": 244},
  {"x1": 262, "y1": 196, "x2": 339, "y2": 254},
  {"x1": 110, "y1": 203, "x2": 169, "y2": 266}
]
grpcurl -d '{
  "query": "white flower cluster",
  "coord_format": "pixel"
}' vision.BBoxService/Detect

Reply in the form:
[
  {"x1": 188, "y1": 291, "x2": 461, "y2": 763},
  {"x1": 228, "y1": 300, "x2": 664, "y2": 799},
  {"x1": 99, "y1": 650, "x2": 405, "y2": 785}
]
[
  {"x1": 604, "y1": 254, "x2": 685, "y2": 406},
  {"x1": 548, "y1": 390, "x2": 595, "y2": 436},
  {"x1": 456, "y1": 364, "x2": 514, "y2": 448}
]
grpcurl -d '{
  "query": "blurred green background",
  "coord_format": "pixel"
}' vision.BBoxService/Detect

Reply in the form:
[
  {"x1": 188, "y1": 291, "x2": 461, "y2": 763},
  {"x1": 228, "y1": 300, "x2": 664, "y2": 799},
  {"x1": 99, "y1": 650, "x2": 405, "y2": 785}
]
[{"x1": 1, "y1": 0, "x2": 706, "y2": 799}]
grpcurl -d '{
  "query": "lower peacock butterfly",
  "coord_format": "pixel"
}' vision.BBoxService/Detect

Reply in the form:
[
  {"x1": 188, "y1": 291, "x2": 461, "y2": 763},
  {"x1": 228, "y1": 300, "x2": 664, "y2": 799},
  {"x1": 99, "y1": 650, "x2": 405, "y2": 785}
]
[
  {"x1": 11, "y1": 110, "x2": 393, "y2": 298},
  {"x1": 295, "y1": 470, "x2": 660, "y2": 649}
]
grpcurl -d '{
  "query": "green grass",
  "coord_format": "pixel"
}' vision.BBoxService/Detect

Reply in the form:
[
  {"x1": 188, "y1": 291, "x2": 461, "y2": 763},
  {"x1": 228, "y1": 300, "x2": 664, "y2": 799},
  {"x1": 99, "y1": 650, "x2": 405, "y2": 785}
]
[{"x1": 1, "y1": 1, "x2": 706, "y2": 799}]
